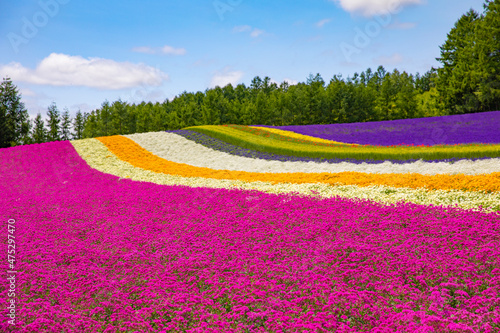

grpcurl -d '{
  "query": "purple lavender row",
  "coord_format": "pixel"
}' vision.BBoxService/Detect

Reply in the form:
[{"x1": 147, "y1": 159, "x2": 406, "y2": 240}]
[
  {"x1": 170, "y1": 129, "x2": 494, "y2": 164},
  {"x1": 259, "y1": 111, "x2": 500, "y2": 146}
]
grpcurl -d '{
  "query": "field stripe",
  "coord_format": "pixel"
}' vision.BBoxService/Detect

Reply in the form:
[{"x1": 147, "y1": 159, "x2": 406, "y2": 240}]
[
  {"x1": 70, "y1": 138, "x2": 500, "y2": 212},
  {"x1": 248, "y1": 126, "x2": 355, "y2": 145},
  {"x1": 172, "y1": 129, "x2": 493, "y2": 165},
  {"x1": 87, "y1": 135, "x2": 500, "y2": 193},
  {"x1": 125, "y1": 131, "x2": 500, "y2": 175},
  {"x1": 189, "y1": 125, "x2": 500, "y2": 160}
]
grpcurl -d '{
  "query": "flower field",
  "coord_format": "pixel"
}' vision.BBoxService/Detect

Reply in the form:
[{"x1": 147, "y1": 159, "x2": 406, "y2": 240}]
[
  {"x1": 259, "y1": 111, "x2": 500, "y2": 146},
  {"x1": 1, "y1": 113, "x2": 500, "y2": 332}
]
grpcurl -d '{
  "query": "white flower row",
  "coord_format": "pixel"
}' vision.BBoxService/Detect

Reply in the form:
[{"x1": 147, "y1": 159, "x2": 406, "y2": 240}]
[
  {"x1": 71, "y1": 138, "x2": 500, "y2": 212},
  {"x1": 124, "y1": 132, "x2": 500, "y2": 175}
]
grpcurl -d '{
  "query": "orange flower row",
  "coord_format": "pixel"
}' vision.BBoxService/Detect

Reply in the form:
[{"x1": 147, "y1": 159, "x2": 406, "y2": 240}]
[{"x1": 97, "y1": 136, "x2": 500, "y2": 193}]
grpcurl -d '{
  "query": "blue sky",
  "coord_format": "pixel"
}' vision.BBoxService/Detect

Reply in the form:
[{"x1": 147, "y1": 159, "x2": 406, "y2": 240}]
[{"x1": 0, "y1": 0, "x2": 486, "y2": 117}]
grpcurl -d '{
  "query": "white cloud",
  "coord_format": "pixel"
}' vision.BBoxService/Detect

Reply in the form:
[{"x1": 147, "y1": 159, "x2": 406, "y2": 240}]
[
  {"x1": 316, "y1": 18, "x2": 332, "y2": 28},
  {"x1": 161, "y1": 45, "x2": 187, "y2": 56},
  {"x1": 0, "y1": 53, "x2": 168, "y2": 90},
  {"x1": 331, "y1": 0, "x2": 423, "y2": 16},
  {"x1": 374, "y1": 53, "x2": 404, "y2": 65},
  {"x1": 233, "y1": 25, "x2": 265, "y2": 38},
  {"x1": 233, "y1": 25, "x2": 252, "y2": 33},
  {"x1": 210, "y1": 68, "x2": 244, "y2": 88},
  {"x1": 132, "y1": 45, "x2": 186, "y2": 56},
  {"x1": 250, "y1": 28, "x2": 264, "y2": 38}
]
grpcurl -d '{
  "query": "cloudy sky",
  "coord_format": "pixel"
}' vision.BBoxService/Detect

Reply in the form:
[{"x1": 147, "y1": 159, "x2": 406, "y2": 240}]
[{"x1": 0, "y1": 0, "x2": 486, "y2": 117}]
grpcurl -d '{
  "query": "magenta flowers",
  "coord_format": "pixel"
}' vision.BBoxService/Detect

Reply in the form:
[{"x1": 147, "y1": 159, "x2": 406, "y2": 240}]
[{"x1": 1, "y1": 141, "x2": 500, "y2": 332}]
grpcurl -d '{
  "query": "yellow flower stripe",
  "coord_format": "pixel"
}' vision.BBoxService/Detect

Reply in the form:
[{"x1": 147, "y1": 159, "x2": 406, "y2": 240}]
[
  {"x1": 71, "y1": 138, "x2": 500, "y2": 212},
  {"x1": 96, "y1": 135, "x2": 500, "y2": 193},
  {"x1": 248, "y1": 126, "x2": 355, "y2": 145}
]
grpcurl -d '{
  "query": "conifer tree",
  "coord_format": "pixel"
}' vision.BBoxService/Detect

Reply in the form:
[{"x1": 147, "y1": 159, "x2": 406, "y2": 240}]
[
  {"x1": 436, "y1": 9, "x2": 481, "y2": 113},
  {"x1": 32, "y1": 113, "x2": 47, "y2": 144},
  {"x1": 46, "y1": 103, "x2": 61, "y2": 142},
  {"x1": 72, "y1": 110, "x2": 85, "y2": 139},
  {"x1": 60, "y1": 108, "x2": 72, "y2": 141},
  {"x1": 0, "y1": 77, "x2": 30, "y2": 147},
  {"x1": 475, "y1": 0, "x2": 500, "y2": 111}
]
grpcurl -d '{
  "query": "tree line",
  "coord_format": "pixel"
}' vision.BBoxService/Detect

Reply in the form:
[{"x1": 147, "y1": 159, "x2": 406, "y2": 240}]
[
  {"x1": 0, "y1": 0, "x2": 498, "y2": 147},
  {"x1": 0, "y1": 78, "x2": 85, "y2": 148}
]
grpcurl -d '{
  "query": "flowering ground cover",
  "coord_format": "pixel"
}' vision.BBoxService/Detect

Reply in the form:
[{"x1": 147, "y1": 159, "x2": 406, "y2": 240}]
[
  {"x1": 225, "y1": 125, "x2": 352, "y2": 147},
  {"x1": 260, "y1": 111, "x2": 500, "y2": 146},
  {"x1": 126, "y1": 132, "x2": 500, "y2": 176},
  {"x1": 187, "y1": 125, "x2": 500, "y2": 161},
  {"x1": 248, "y1": 126, "x2": 350, "y2": 145},
  {"x1": 2, "y1": 112, "x2": 500, "y2": 332},
  {"x1": 95, "y1": 135, "x2": 500, "y2": 193},
  {"x1": 70, "y1": 138, "x2": 500, "y2": 212},
  {"x1": 1, "y1": 141, "x2": 500, "y2": 332},
  {"x1": 173, "y1": 130, "x2": 493, "y2": 165}
]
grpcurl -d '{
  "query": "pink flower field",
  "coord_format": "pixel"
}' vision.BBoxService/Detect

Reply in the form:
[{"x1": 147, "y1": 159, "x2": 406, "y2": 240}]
[{"x1": 1, "y1": 141, "x2": 500, "y2": 332}]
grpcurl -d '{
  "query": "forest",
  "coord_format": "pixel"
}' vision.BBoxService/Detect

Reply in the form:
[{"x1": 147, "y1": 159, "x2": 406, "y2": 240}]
[{"x1": 0, "y1": 0, "x2": 499, "y2": 148}]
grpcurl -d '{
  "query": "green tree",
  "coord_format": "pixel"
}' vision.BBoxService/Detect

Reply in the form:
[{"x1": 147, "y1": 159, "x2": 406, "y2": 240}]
[
  {"x1": 60, "y1": 108, "x2": 72, "y2": 141},
  {"x1": 304, "y1": 73, "x2": 327, "y2": 124},
  {"x1": 72, "y1": 110, "x2": 85, "y2": 139},
  {"x1": 98, "y1": 100, "x2": 112, "y2": 136},
  {"x1": 436, "y1": 9, "x2": 481, "y2": 114},
  {"x1": 150, "y1": 102, "x2": 166, "y2": 131},
  {"x1": 82, "y1": 111, "x2": 98, "y2": 138},
  {"x1": 415, "y1": 69, "x2": 435, "y2": 93},
  {"x1": 125, "y1": 105, "x2": 137, "y2": 134},
  {"x1": 474, "y1": 0, "x2": 500, "y2": 111},
  {"x1": 110, "y1": 99, "x2": 129, "y2": 135},
  {"x1": 201, "y1": 89, "x2": 222, "y2": 125},
  {"x1": 32, "y1": 113, "x2": 47, "y2": 144},
  {"x1": 417, "y1": 87, "x2": 442, "y2": 117},
  {"x1": 250, "y1": 76, "x2": 263, "y2": 97},
  {"x1": 394, "y1": 71, "x2": 418, "y2": 119},
  {"x1": 0, "y1": 77, "x2": 30, "y2": 147},
  {"x1": 241, "y1": 101, "x2": 257, "y2": 125},
  {"x1": 274, "y1": 83, "x2": 293, "y2": 125},
  {"x1": 46, "y1": 103, "x2": 61, "y2": 142},
  {"x1": 375, "y1": 71, "x2": 397, "y2": 120},
  {"x1": 18, "y1": 116, "x2": 33, "y2": 145},
  {"x1": 136, "y1": 102, "x2": 153, "y2": 133}
]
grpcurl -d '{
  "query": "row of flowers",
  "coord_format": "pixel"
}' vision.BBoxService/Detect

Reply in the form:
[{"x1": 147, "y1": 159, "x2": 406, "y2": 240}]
[
  {"x1": 71, "y1": 138, "x2": 500, "y2": 211},
  {"x1": 188, "y1": 125, "x2": 500, "y2": 161},
  {"x1": 249, "y1": 126, "x2": 353, "y2": 145},
  {"x1": 225, "y1": 125, "x2": 351, "y2": 147},
  {"x1": 126, "y1": 132, "x2": 500, "y2": 176},
  {"x1": 172, "y1": 129, "x2": 494, "y2": 165},
  {"x1": 98, "y1": 135, "x2": 500, "y2": 193},
  {"x1": 260, "y1": 111, "x2": 500, "y2": 146}
]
